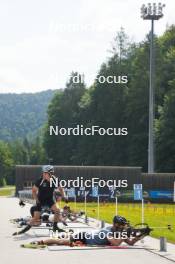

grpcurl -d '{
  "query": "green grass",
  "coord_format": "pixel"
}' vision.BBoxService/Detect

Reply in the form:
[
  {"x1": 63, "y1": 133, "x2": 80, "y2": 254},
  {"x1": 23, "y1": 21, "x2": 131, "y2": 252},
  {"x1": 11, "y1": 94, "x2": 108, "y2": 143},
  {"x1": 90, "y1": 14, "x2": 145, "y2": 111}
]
[
  {"x1": 0, "y1": 186, "x2": 15, "y2": 196},
  {"x1": 66, "y1": 202, "x2": 175, "y2": 244}
]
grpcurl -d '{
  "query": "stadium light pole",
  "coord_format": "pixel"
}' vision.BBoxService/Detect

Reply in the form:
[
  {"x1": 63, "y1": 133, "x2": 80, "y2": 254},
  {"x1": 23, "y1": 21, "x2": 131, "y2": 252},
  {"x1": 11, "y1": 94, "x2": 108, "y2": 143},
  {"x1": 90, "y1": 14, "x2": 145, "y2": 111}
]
[{"x1": 141, "y1": 3, "x2": 165, "y2": 173}]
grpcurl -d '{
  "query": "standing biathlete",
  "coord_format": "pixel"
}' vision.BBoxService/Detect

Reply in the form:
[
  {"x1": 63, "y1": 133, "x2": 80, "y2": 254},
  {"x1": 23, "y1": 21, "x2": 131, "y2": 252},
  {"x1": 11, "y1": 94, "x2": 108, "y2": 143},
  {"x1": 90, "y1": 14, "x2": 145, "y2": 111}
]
[
  {"x1": 31, "y1": 165, "x2": 66, "y2": 232},
  {"x1": 13, "y1": 165, "x2": 66, "y2": 236}
]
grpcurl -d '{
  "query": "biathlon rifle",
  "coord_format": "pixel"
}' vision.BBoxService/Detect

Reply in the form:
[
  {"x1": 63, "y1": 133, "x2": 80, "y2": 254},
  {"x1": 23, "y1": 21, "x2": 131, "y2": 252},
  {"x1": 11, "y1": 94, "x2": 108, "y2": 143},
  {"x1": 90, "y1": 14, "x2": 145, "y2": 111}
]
[{"x1": 125, "y1": 223, "x2": 172, "y2": 238}]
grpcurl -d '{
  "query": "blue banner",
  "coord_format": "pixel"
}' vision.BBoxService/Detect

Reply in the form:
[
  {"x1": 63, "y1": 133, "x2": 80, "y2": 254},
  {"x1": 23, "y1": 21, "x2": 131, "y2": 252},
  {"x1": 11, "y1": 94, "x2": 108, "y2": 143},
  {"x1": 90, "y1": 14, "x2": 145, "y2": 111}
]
[{"x1": 149, "y1": 190, "x2": 173, "y2": 199}]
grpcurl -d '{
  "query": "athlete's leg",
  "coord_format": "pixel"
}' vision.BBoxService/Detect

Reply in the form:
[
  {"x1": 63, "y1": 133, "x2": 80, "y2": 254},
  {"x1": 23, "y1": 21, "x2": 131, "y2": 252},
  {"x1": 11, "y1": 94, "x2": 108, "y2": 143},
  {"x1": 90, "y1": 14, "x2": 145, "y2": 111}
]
[
  {"x1": 41, "y1": 238, "x2": 70, "y2": 246},
  {"x1": 30, "y1": 204, "x2": 41, "y2": 226},
  {"x1": 30, "y1": 211, "x2": 41, "y2": 226},
  {"x1": 50, "y1": 203, "x2": 66, "y2": 232},
  {"x1": 30, "y1": 205, "x2": 38, "y2": 217},
  {"x1": 12, "y1": 204, "x2": 41, "y2": 235},
  {"x1": 51, "y1": 203, "x2": 61, "y2": 222}
]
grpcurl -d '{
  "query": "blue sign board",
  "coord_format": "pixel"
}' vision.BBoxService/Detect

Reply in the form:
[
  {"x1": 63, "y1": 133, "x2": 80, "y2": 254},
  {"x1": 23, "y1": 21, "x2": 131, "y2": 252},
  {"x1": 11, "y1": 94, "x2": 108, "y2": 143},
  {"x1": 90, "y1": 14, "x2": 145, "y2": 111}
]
[
  {"x1": 66, "y1": 187, "x2": 76, "y2": 198},
  {"x1": 133, "y1": 184, "x2": 143, "y2": 200},
  {"x1": 91, "y1": 186, "x2": 99, "y2": 197}
]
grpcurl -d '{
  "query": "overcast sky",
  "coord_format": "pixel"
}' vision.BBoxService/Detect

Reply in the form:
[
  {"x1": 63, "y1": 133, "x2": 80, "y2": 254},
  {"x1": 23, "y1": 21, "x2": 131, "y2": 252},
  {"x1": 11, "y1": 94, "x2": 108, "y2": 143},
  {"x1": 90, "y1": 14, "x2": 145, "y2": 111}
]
[{"x1": 0, "y1": 0, "x2": 174, "y2": 93}]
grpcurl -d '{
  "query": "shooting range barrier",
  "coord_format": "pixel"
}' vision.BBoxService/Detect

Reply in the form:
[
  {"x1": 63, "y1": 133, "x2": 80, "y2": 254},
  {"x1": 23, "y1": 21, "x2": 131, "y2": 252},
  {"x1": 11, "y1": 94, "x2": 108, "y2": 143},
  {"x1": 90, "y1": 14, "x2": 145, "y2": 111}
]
[{"x1": 16, "y1": 165, "x2": 175, "y2": 203}]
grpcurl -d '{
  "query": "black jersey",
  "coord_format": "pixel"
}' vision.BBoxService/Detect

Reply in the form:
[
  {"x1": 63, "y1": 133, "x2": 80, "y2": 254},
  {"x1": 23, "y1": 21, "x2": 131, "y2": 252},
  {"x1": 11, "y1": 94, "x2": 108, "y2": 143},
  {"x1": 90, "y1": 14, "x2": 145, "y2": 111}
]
[{"x1": 34, "y1": 176, "x2": 59, "y2": 202}]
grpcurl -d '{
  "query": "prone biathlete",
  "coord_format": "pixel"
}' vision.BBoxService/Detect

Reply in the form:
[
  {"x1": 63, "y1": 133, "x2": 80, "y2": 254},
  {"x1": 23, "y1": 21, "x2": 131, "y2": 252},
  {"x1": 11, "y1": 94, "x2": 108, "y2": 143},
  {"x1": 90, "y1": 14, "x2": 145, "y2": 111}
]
[
  {"x1": 61, "y1": 206, "x2": 85, "y2": 222},
  {"x1": 12, "y1": 203, "x2": 83, "y2": 228},
  {"x1": 13, "y1": 165, "x2": 67, "y2": 235},
  {"x1": 28, "y1": 215, "x2": 151, "y2": 247}
]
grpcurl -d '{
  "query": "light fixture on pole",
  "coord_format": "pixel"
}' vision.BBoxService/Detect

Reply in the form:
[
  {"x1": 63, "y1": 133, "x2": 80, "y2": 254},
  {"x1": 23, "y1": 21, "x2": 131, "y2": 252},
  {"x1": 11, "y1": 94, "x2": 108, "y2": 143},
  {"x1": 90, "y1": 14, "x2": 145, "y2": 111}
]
[{"x1": 141, "y1": 3, "x2": 165, "y2": 173}]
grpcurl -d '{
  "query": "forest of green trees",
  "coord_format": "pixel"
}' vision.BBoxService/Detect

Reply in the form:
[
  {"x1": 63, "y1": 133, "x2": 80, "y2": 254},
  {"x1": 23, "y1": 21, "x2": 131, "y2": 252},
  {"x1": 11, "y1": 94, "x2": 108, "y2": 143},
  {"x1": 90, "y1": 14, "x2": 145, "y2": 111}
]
[
  {"x1": 0, "y1": 25, "x2": 175, "y2": 186},
  {"x1": 0, "y1": 90, "x2": 55, "y2": 185},
  {"x1": 0, "y1": 90, "x2": 55, "y2": 141}
]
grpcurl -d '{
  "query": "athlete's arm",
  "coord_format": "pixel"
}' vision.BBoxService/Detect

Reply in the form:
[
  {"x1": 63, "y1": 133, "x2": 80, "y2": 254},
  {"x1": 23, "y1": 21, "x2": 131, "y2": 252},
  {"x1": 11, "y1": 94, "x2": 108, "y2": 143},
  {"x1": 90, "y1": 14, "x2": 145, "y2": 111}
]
[
  {"x1": 124, "y1": 237, "x2": 140, "y2": 245},
  {"x1": 107, "y1": 237, "x2": 123, "y2": 246},
  {"x1": 124, "y1": 234, "x2": 146, "y2": 245}
]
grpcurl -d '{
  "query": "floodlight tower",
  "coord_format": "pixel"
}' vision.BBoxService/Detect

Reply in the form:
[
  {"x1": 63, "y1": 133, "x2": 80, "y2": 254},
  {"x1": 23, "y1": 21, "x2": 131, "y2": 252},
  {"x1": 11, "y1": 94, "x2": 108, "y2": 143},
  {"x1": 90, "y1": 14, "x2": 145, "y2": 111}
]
[{"x1": 141, "y1": 3, "x2": 165, "y2": 173}]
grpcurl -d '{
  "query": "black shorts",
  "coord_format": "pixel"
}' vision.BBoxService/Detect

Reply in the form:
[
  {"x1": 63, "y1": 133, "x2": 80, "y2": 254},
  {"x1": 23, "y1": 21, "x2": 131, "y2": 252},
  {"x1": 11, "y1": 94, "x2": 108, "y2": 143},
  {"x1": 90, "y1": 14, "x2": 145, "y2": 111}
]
[
  {"x1": 71, "y1": 232, "x2": 87, "y2": 244},
  {"x1": 35, "y1": 199, "x2": 55, "y2": 211}
]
